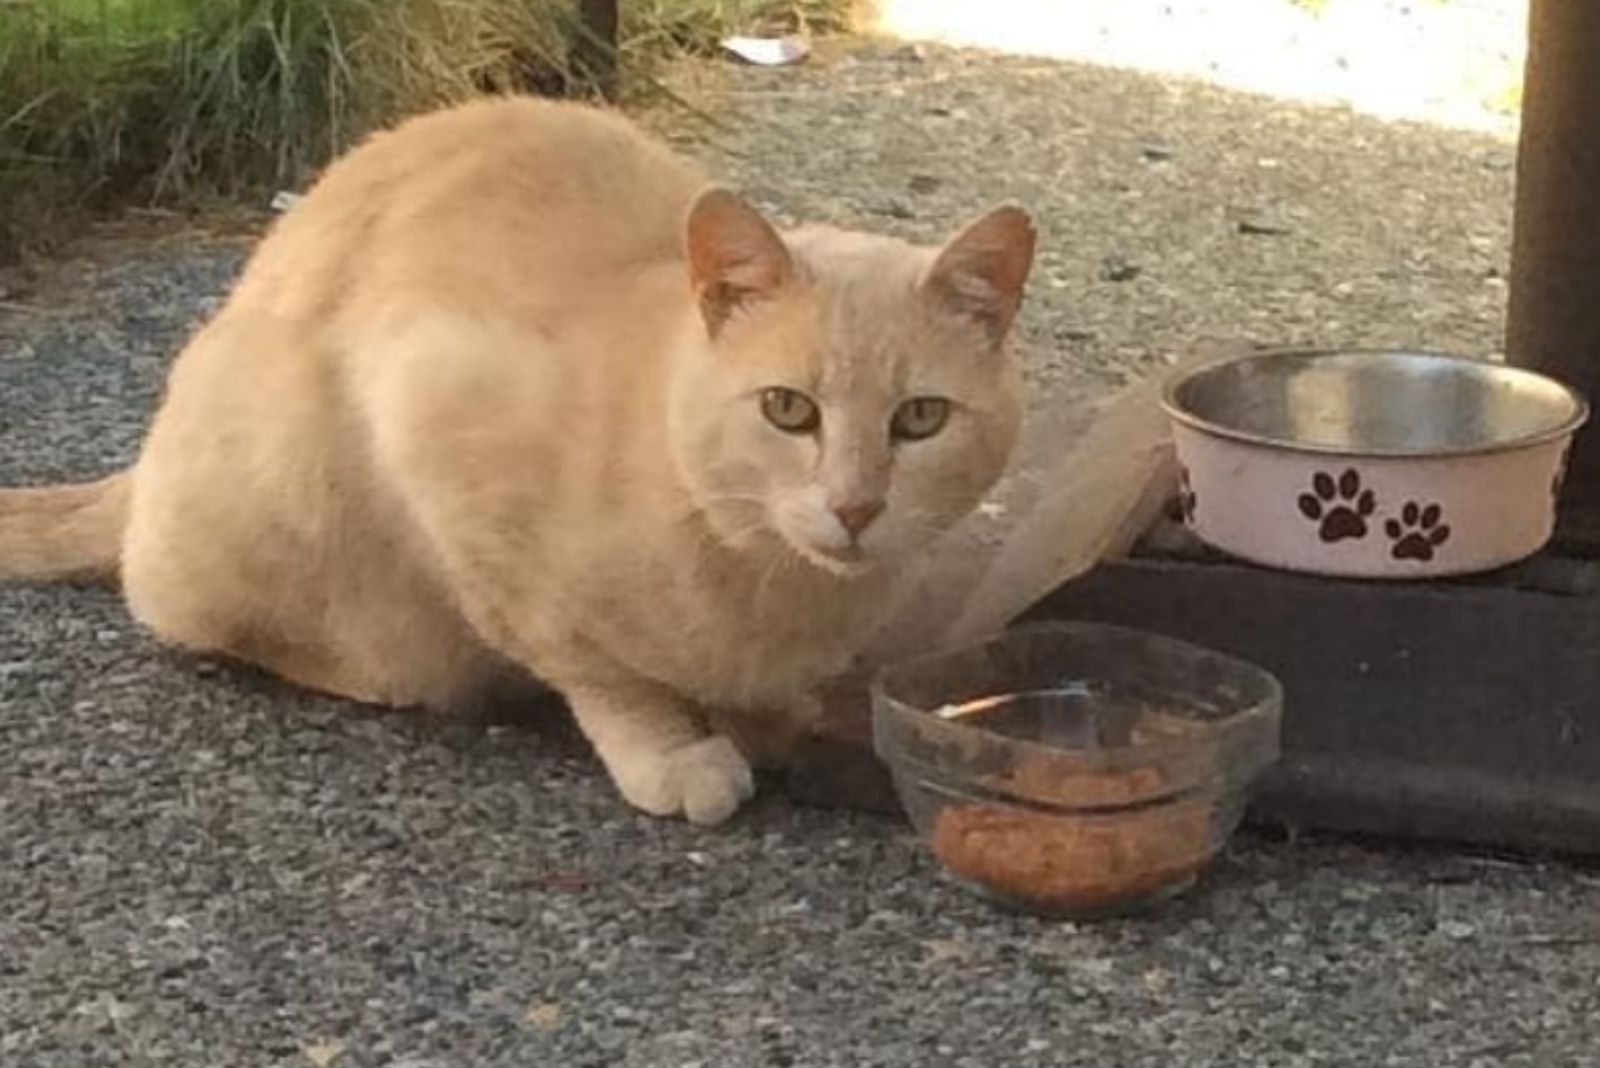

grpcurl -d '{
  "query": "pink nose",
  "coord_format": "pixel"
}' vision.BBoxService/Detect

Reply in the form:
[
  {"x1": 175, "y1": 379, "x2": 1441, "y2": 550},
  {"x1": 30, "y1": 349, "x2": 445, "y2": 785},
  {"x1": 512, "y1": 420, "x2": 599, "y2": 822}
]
[{"x1": 832, "y1": 499, "x2": 886, "y2": 537}]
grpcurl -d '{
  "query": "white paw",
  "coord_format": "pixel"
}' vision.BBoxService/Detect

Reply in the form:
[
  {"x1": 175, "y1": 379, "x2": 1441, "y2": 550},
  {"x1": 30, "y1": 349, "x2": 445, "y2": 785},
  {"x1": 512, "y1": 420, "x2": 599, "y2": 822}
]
[{"x1": 610, "y1": 735, "x2": 756, "y2": 826}]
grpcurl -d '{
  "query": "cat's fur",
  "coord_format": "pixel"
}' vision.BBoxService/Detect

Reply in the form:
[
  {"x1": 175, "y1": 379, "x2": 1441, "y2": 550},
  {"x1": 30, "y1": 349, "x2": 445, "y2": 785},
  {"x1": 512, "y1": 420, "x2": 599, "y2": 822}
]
[{"x1": 0, "y1": 97, "x2": 1035, "y2": 824}]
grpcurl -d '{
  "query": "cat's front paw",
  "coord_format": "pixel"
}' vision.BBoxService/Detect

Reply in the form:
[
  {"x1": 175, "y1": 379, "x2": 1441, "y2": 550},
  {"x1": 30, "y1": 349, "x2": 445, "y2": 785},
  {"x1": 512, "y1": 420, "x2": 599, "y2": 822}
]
[{"x1": 610, "y1": 735, "x2": 755, "y2": 826}]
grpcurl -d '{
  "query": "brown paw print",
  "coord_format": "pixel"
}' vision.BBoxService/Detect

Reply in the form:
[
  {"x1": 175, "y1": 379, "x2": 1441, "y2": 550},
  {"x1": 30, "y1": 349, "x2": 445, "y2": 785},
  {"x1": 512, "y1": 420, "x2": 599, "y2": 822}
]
[
  {"x1": 1385, "y1": 501, "x2": 1451, "y2": 562},
  {"x1": 1298, "y1": 469, "x2": 1375, "y2": 543},
  {"x1": 1178, "y1": 465, "x2": 1197, "y2": 523}
]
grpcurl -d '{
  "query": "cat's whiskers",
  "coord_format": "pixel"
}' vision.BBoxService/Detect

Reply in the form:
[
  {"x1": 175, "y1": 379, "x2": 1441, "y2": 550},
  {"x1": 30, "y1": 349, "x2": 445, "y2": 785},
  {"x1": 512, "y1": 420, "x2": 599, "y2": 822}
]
[
  {"x1": 752, "y1": 534, "x2": 804, "y2": 606},
  {"x1": 668, "y1": 503, "x2": 785, "y2": 590},
  {"x1": 667, "y1": 492, "x2": 765, "y2": 528},
  {"x1": 698, "y1": 492, "x2": 769, "y2": 506},
  {"x1": 674, "y1": 508, "x2": 771, "y2": 549},
  {"x1": 897, "y1": 507, "x2": 956, "y2": 543}
]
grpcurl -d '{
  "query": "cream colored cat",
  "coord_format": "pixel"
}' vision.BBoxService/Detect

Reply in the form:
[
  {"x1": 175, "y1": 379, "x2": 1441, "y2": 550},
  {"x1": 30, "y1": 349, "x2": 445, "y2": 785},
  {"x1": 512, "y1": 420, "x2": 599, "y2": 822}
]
[{"x1": 0, "y1": 96, "x2": 1035, "y2": 824}]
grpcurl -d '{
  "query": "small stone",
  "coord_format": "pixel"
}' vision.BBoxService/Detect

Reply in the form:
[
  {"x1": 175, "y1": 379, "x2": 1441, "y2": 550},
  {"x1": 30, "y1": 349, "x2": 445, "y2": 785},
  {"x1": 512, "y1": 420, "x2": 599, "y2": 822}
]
[
  {"x1": 523, "y1": 1002, "x2": 564, "y2": 1032},
  {"x1": 1077, "y1": 956, "x2": 1115, "y2": 977},
  {"x1": 922, "y1": 938, "x2": 972, "y2": 963},
  {"x1": 1100, "y1": 255, "x2": 1141, "y2": 282},
  {"x1": 302, "y1": 1038, "x2": 345, "y2": 1067},
  {"x1": 1239, "y1": 217, "x2": 1293, "y2": 236}
]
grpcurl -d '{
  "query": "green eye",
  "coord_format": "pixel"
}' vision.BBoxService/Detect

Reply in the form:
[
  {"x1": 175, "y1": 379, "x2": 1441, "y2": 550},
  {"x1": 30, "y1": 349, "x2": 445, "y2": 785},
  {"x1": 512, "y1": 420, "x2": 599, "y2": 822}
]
[
  {"x1": 891, "y1": 397, "x2": 951, "y2": 441},
  {"x1": 761, "y1": 387, "x2": 820, "y2": 434}
]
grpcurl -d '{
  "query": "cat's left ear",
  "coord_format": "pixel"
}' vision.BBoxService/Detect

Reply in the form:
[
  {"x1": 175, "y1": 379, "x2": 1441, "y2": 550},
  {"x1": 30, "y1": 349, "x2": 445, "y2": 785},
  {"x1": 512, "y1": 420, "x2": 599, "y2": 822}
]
[
  {"x1": 921, "y1": 204, "x2": 1036, "y2": 344},
  {"x1": 685, "y1": 188, "x2": 794, "y2": 336}
]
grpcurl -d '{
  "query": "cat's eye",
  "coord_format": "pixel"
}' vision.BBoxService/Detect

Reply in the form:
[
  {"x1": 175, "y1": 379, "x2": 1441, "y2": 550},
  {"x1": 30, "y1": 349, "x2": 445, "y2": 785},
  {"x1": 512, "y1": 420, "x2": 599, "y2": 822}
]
[
  {"x1": 761, "y1": 388, "x2": 821, "y2": 434},
  {"x1": 891, "y1": 397, "x2": 951, "y2": 442}
]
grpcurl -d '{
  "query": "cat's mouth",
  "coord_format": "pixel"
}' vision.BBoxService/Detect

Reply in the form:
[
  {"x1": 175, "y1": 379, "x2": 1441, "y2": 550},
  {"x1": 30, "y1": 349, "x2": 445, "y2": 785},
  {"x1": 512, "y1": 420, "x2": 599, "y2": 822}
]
[{"x1": 794, "y1": 540, "x2": 876, "y2": 578}]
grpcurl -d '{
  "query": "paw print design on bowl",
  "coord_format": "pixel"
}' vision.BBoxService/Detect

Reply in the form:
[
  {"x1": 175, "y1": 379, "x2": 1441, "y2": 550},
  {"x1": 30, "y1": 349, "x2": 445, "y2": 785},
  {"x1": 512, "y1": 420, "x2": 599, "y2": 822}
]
[
  {"x1": 1385, "y1": 501, "x2": 1451, "y2": 562},
  {"x1": 1296, "y1": 469, "x2": 1376, "y2": 543}
]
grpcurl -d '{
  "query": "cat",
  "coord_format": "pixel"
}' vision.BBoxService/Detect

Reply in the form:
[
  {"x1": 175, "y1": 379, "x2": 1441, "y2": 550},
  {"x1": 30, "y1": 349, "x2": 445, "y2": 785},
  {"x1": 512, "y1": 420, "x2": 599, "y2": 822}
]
[{"x1": 0, "y1": 96, "x2": 1035, "y2": 824}]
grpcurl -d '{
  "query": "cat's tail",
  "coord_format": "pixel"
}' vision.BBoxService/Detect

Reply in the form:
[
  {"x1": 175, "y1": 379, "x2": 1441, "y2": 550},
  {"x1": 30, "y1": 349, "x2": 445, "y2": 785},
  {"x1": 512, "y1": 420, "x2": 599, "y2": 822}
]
[{"x1": 0, "y1": 472, "x2": 131, "y2": 583}]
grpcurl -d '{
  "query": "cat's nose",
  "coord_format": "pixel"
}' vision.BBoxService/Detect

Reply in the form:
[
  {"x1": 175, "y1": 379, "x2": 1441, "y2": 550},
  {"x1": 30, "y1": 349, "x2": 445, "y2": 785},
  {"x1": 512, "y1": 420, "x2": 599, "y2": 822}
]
[{"x1": 831, "y1": 498, "x2": 886, "y2": 537}]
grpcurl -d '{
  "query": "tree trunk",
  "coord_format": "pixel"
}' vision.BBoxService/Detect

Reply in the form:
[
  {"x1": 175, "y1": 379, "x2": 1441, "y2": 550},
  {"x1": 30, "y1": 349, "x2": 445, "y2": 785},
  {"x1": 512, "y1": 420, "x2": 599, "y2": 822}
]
[
  {"x1": 1507, "y1": 0, "x2": 1600, "y2": 544},
  {"x1": 572, "y1": 0, "x2": 621, "y2": 101}
]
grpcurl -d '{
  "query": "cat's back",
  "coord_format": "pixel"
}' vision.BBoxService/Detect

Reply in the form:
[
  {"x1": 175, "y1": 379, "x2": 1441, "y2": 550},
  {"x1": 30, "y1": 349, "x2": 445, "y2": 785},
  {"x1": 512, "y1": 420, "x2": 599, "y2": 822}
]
[
  {"x1": 364, "y1": 96, "x2": 707, "y2": 265},
  {"x1": 239, "y1": 96, "x2": 708, "y2": 322}
]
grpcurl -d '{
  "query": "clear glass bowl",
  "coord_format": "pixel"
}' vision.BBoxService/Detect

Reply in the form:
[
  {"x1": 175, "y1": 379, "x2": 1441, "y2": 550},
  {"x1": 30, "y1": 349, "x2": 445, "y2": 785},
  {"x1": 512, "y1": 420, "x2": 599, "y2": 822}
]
[{"x1": 872, "y1": 621, "x2": 1283, "y2": 918}]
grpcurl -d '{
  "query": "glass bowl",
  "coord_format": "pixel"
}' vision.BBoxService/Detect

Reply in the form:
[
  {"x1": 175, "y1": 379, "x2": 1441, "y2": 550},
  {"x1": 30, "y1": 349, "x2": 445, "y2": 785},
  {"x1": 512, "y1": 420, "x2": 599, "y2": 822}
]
[{"x1": 872, "y1": 621, "x2": 1283, "y2": 918}]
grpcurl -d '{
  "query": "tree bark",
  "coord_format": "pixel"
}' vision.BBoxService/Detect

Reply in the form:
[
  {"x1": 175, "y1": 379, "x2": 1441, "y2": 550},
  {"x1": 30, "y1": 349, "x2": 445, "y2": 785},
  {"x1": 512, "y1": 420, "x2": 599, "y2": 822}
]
[
  {"x1": 572, "y1": 0, "x2": 621, "y2": 101},
  {"x1": 1507, "y1": 0, "x2": 1600, "y2": 542}
]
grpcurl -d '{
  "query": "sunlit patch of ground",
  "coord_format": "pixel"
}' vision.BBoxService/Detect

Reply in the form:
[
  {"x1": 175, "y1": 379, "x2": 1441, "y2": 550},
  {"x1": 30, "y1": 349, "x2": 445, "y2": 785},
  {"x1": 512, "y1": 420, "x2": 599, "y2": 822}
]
[{"x1": 866, "y1": 0, "x2": 1525, "y2": 135}]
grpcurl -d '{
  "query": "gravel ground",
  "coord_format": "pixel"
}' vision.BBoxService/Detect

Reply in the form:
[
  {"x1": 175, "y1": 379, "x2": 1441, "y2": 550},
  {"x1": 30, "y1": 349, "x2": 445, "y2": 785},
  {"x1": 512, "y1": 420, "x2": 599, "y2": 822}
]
[{"x1": 5, "y1": 44, "x2": 1600, "y2": 1068}]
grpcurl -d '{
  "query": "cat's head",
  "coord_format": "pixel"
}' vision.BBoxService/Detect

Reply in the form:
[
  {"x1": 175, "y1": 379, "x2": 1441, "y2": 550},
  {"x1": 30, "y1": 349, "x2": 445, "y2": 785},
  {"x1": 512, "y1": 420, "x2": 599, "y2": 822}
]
[{"x1": 669, "y1": 189, "x2": 1035, "y2": 577}]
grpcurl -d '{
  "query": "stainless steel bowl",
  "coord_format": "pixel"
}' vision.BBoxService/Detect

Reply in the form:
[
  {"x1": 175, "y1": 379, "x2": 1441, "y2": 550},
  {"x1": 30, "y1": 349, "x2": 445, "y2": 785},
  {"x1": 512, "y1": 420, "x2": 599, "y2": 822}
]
[
  {"x1": 1160, "y1": 349, "x2": 1589, "y2": 578},
  {"x1": 1164, "y1": 349, "x2": 1588, "y2": 457}
]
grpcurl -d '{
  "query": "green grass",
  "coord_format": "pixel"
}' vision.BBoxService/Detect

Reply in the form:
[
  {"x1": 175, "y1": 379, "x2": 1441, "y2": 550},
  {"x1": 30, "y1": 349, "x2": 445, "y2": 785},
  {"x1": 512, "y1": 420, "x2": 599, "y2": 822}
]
[{"x1": 0, "y1": 0, "x2": 852, "y2": 260}]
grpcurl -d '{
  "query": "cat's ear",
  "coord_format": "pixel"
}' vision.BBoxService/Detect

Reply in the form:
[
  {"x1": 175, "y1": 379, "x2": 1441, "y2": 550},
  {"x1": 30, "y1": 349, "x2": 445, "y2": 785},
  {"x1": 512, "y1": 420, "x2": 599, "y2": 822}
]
[
  {"x1": 921, "y1": 204, "x2": 1036, "y2": 344},
  {"x1": 685, "y1": 188, "x2": 794, "y2": 336}
]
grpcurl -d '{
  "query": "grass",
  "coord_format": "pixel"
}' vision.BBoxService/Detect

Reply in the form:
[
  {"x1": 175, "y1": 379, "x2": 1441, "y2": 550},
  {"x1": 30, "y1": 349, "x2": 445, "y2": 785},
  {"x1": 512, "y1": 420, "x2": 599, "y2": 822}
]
[{"x1": 0, "y1": 0, "x2": 853, "y2": 261}]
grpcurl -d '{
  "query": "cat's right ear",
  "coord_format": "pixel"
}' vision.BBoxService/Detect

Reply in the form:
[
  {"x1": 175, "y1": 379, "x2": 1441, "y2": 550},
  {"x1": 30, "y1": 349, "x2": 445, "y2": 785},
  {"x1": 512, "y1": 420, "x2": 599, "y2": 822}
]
[
  {"x1": 685, "y1": 189, "x2": 793, "y2": 336},
  {"x1": 921, "y1": 204, "x2": 1036, "y2": 345}
]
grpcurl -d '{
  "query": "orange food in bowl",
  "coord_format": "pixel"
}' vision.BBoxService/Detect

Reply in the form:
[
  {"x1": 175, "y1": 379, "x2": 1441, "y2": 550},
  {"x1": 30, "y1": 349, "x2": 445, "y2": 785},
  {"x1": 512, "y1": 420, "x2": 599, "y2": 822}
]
[{"x1": 929, "y1": 764, "x2": 1215, "y2": 911}]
